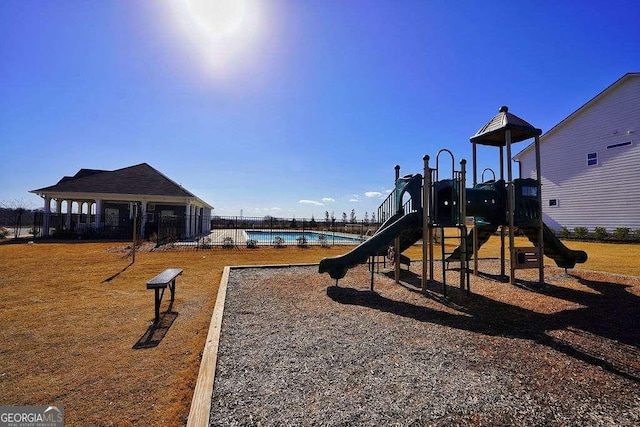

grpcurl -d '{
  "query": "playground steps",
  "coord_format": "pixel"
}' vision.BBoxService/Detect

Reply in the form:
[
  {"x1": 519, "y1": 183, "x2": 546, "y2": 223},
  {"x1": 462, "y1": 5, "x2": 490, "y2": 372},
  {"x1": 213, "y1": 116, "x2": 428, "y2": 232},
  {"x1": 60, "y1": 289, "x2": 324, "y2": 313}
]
[{"x1": 446, "y1": 224, "x2": 499, "y2": 262}]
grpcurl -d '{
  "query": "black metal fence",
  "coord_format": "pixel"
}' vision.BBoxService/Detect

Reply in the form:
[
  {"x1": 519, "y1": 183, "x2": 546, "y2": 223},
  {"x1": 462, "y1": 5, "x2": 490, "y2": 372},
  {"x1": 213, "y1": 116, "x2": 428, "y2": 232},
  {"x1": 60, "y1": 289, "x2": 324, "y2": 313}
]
[
  {"x1": 33, "y1": 211, "x2": 208, "y2": 243},
  {"x1": 33, "y1": 212, "x2": 132, "y2": 240},
  {"x1": 32, "y1": 212, "x2": 383, "y2": 248},
  {"x1": 199, "y1": 216, "x2": 381, "y2": 249}
]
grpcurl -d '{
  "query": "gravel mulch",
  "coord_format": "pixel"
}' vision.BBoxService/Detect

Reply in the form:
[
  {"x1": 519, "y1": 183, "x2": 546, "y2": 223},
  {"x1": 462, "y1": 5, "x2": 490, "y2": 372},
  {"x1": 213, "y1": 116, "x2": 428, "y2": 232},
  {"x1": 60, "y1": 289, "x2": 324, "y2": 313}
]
[{"x1": 210, "y1": 261, "x2": 640, "y2": 426}]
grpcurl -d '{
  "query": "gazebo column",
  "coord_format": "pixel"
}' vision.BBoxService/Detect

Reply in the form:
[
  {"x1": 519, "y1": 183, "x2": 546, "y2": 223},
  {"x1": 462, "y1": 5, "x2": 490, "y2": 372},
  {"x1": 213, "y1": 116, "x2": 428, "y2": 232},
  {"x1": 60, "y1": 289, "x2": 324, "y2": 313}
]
[
  {"x1": 55, "y1": 199, "x2": 63, "y2": 231},
  {"x1": 42, "y1": 197, "x2": 51, "y2": 237},
  {"x1": 202, "y1": 207, "x2": 208, "y2": 235},
  {"x1": 203, "y1": 208, "x2": 211, "y2": 234},
  {"x1": 191, "y1": 205, "x2": 197, "y2": 238},
  {"x1": 185, "y1": 203, "x2": 192, "y2": 239},
  {"x1": 195, "y1": 206, "x2": 201, "y2": 236},
  {"x1": 86, "y1": 202, "x2": 94, "y2": 226},
  {"x1": 95, "y1": 199, "x2": 103, "y2": 230},
  {"x1": 78, "y1": 202, "x2": 85, "y2": 224},
  {"x1": 140, "y1": 201, "x2": 147, "y2": 238},
  {"x1": 66, "y1": 200, "x2": 72, "y2": 230}
]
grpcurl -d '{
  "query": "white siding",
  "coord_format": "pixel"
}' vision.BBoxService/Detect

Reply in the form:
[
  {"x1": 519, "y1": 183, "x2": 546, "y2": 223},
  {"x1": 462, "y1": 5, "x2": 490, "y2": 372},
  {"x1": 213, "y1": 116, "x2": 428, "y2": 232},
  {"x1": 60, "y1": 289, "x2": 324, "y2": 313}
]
[{"x1": 517, "y1": 75, "x2": 640, "y2": 233}]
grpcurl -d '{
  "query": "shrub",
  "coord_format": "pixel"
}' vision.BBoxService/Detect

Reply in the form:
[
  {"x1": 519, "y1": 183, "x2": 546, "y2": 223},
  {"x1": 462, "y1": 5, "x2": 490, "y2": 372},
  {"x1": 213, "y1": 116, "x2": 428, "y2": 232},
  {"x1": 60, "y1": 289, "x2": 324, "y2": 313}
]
[
  {"x1": 635, "y1": 229, "x2": 640, "y2": 241},
  {"x1": 296, "y1": 236, "x2": 308, "y2": 248},
  {"x1": 318, "y1": 234, "x2": 330, "y2": 248},
  {"x1": 593, "y1": 227, "x2": 608, "y2": 240},
  {"x1": 199, "y1": 237, "x2": 212, "y2": 249},
  {"x1": 559, "y1": 226, "x2": 571, "y2": 238},
  {"x1": 222, "y1": 237, "x2": 234, "y2": 249},
  {"x1": 573, "y1": 227, "x2": 588, "y2": 239},
  {"x1": 246, "y1": 239, "x2": 258, "y2": 249},
  {"x1": 613, "y1": 227, "x2": 630, "y2": 241},
  {"x1": 272, "y1": 236, "x2": 284, "y2": 248}
]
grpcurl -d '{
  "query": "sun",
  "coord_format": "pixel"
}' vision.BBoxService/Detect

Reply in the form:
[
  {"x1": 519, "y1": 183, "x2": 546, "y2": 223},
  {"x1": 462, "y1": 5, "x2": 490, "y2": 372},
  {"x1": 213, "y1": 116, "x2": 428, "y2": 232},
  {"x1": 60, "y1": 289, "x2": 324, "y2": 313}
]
[
  {"x1": 160, "y1": 0, "x2": 268, "y2": 82},
  {"x1": 186, "y1": 0, "x2": 247, "y2": 36}
]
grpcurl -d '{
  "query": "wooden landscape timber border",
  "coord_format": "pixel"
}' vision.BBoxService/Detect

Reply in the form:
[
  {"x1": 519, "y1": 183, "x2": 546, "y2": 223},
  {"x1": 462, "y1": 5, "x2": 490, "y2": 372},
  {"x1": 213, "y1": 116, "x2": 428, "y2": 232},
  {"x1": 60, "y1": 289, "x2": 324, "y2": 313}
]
[
  {"x1": 186, "y1": 263, "x2": 319, "y2": 427},
  {"x1": 186, "y1": 256, "x2": 639, "y2": 425}
]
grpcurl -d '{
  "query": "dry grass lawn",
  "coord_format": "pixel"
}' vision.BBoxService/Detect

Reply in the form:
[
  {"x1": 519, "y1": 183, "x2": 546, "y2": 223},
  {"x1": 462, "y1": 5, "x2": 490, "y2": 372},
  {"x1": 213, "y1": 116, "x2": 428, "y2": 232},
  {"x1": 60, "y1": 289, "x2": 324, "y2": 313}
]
[{"x1": 0, "y1": 236, "x2": 637, "y2": 426}]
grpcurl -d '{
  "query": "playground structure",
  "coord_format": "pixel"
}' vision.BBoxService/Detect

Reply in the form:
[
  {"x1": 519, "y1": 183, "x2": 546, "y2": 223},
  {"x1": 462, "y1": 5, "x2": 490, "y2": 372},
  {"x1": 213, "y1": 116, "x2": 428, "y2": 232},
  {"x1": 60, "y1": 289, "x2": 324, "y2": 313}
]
[{"x1": 319, "y1": 106, "x2": 587, "y2": 293}]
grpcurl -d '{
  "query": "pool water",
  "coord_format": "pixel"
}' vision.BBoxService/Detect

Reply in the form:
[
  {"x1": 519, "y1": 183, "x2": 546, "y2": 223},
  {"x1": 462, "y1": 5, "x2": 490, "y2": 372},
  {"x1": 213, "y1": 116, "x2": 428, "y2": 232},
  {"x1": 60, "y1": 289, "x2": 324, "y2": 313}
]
[{"x1": 245, "y1": 230, "x2": 363, "y2": 244}]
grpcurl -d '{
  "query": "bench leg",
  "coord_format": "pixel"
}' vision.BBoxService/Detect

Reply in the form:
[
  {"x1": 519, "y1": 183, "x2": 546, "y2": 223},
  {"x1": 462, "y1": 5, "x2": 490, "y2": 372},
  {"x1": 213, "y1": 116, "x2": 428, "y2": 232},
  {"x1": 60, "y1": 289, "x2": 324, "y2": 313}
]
[
  {"x1": 154, "y1": 287, "x2": 166, "y2": 323},
  {"x1": 169, "y1": 279, "x2": 176, "y2": 303},
  {"x1": 154, "y1": 288, "x2": 161, "y2": 323}
]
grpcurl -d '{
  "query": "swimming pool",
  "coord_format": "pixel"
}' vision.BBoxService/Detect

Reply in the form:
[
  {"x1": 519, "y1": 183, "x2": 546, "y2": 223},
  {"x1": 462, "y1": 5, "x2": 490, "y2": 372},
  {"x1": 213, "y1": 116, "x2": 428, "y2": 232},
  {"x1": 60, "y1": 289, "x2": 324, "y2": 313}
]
[{"x1": 245, "y1": 230, "x2": 364, "y2": 245}]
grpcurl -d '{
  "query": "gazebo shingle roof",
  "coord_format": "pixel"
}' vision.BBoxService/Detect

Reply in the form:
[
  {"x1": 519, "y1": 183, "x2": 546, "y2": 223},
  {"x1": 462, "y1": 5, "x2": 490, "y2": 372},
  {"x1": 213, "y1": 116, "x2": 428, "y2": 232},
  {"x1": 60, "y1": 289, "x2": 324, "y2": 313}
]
[{"x1": 33, "y1": 163, "x2": 196, "y2": 198}]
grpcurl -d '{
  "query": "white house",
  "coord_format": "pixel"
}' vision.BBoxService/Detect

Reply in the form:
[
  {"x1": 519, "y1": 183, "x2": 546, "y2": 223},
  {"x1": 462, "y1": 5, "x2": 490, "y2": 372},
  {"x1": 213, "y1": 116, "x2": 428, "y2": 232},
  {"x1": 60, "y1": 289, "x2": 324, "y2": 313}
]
[{"x1": 514, "y1": 73, "x2": 640, "y2": 233}]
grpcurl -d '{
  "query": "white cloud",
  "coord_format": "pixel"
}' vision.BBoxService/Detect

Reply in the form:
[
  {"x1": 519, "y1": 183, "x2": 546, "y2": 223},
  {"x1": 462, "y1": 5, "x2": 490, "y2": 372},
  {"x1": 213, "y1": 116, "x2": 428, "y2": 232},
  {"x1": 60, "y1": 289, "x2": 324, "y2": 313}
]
[
  {"x1": 365, "y1": 191, "x2": 383, "y2": 198},
  {"x1": 349, "y1": 195, "x2": 360, "y2": 202},
  {"x1": 299, "y1": 200, "x2": 324, "y2": 206},
  {"x1": 249, "y1": 206, "x2": 281, "y2": 213},
  {"x1": 322, "y1": 197, "x2": 335, "y2": 202}
]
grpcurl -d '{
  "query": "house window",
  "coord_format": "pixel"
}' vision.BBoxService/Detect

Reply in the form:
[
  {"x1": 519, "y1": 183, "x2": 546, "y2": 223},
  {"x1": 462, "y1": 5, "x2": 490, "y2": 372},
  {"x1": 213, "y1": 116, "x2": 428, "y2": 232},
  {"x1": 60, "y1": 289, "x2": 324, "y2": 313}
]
[
  {"x1": 587, "y1": 152, "x2": 598, "y2": 166},
  {"x1": 549, "y1": 199, "x2": 559, "y2": 208}
]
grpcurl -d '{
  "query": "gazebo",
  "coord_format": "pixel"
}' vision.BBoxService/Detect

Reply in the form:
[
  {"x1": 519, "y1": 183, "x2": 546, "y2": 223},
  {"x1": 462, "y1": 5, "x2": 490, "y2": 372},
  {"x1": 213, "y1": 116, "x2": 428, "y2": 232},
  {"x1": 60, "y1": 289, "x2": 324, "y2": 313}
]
[{"x1": 31, "y1": 163, "x2": 213, "y2": 240}]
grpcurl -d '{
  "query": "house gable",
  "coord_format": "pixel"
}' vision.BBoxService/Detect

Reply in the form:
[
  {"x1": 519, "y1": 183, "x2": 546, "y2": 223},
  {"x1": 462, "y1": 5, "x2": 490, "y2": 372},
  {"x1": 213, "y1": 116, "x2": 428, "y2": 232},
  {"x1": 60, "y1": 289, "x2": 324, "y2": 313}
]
[{"x1": 515, "y1": 73, "x2": 640, "y2": 231}]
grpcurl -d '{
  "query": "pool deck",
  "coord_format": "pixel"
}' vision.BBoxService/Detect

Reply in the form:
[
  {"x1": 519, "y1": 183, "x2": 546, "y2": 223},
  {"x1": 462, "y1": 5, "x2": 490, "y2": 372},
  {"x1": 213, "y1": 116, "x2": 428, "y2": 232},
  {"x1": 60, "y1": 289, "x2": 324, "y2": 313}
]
[{"x1": 207, "y1": 229, "x2": 248, "y2": 246}]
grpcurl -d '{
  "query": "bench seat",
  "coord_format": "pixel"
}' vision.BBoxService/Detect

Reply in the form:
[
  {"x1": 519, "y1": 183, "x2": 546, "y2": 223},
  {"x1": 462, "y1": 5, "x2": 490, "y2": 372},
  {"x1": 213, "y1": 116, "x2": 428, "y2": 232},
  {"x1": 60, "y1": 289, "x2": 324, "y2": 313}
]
[
  {"x1": 147, "y1": 268, "x2": 183, "y2": 288},
  {"x1": 147, "y1": 268, "x2": 183, "y2": 323}
]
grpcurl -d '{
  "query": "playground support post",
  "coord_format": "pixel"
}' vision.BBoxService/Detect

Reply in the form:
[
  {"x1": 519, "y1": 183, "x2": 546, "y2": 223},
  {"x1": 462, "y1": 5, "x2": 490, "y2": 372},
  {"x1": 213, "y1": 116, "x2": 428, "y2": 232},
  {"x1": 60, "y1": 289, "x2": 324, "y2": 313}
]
[
  {"x1": 369, "y1": 256, "x2": 375, "y2": 291},
  {"x1": 506, "y1": 130, "x2": 516, "y2": 285},
  {"x1": 394, "y1": 165, "x2": 401, "y2": 284},
  {"x1": 472, "y1": 143, "x2": 477, "y2": 186},
  {"x1": 534, "y1": 135, "x2": 545, "y2": 284},
  {"x1": 499, "y1": 145, "x2": 506, "y2": 277},
  {"x1": 422, "y1": 155, "x2": 430, "y2": 293},
  {"x1": 473, "y1": 221, "x2": 479, "y2": 275},
  {"x1": 460, "y1": 159, "x2": 469, "y2": 294}
]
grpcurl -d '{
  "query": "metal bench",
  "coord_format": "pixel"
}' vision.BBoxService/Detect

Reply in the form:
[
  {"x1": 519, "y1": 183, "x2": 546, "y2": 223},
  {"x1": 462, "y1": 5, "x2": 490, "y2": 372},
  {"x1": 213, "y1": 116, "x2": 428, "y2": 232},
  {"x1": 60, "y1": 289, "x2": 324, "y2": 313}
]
[{"x1": 146, "y1": 268, "x2": 183, "y2": 323}]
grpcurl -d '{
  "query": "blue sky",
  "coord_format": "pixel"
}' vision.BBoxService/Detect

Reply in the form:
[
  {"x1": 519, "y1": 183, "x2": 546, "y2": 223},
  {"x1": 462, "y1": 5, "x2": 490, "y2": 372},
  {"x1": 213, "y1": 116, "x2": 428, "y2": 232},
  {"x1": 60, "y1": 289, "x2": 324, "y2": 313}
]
[{"x1": 2, "y1": 1, "x2": 639, "y2": 220}]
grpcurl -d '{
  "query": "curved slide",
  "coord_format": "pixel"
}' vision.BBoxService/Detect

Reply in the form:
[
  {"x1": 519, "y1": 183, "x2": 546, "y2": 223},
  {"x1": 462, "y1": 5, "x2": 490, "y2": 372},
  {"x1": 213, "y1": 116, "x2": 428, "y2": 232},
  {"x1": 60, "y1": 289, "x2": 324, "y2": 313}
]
[
  {"x1": 319, "y1": 211, "x2": 422, "y2": 280},
  {"x1": 448, "y1": 221, "x2": 587, "y2": 269},
  {"x1": 520, "y1": 223, "x2": 587, "y2": 269}
]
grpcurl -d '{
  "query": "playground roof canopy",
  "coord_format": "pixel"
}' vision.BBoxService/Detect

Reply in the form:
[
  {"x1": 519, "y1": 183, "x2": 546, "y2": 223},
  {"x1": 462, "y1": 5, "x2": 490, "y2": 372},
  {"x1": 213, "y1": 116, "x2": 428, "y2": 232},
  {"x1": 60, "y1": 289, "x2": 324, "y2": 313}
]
[{"x1": 471, "y1": 106, "x2": 542, "y2": 147}]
